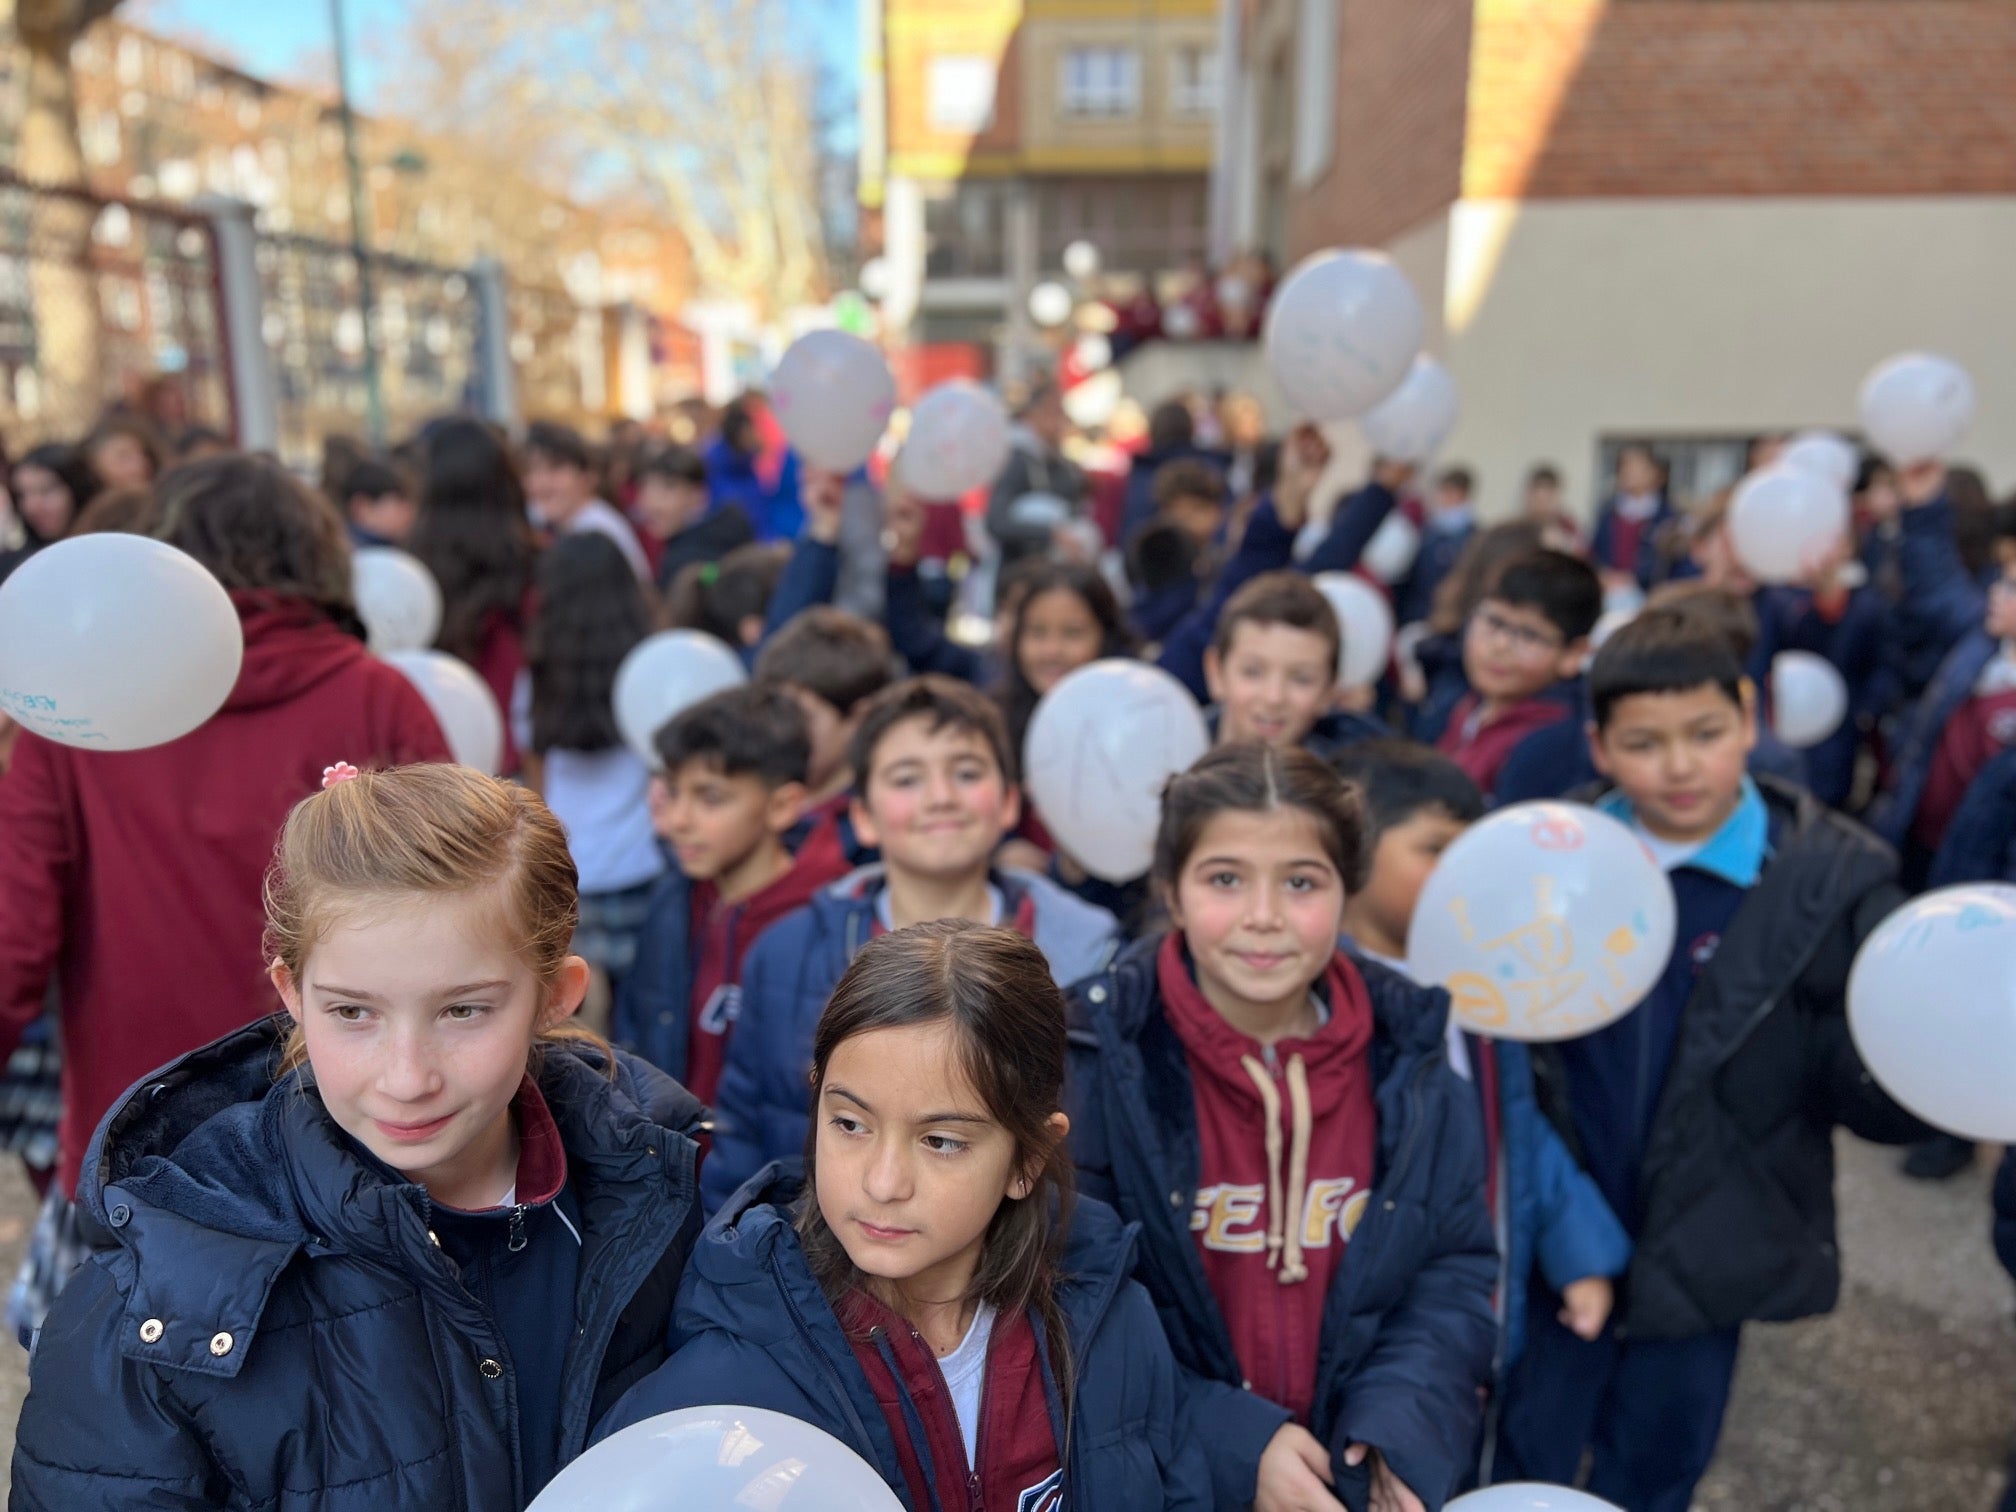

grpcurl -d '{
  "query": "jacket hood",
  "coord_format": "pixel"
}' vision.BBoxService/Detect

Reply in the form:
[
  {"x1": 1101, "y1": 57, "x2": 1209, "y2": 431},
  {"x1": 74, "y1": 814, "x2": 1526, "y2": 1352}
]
[
  {"x1": 1077, "y1": 932, "x2": 1448, "y2": 1067},
  {"x1": 81, "y1": 1017, "x2": 704, "y2": 1379},
  {"x1": 808, "y1": 864, "x2": 1119, "y2": 986},
  {"x1": 225, "y1": 591, "x2": 375, "y2": 713}
]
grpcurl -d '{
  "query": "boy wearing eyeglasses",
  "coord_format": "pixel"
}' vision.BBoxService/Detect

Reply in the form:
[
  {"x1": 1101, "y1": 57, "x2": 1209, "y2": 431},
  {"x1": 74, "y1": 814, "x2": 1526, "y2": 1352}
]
[{"x1": 1437, "y1": 549, "x2": 1604, "y2": 798}]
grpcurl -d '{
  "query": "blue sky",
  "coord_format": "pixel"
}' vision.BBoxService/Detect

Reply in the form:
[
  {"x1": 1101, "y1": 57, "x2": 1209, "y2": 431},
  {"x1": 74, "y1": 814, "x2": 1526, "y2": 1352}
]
[{"x1": 138, "y1": 0, "x2": 859, "y2": 118}]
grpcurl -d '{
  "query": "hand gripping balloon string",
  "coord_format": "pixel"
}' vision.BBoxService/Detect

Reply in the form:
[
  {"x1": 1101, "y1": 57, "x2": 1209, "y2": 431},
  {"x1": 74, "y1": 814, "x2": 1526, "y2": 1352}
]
[{"x1": 321, "y1": 761, "x2": 361, "y2": 790}]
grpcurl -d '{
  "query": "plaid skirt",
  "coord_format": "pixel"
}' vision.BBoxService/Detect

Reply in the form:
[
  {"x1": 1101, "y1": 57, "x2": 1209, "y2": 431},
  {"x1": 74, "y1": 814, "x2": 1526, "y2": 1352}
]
[{"x1": 571, "y1": 879, "x2": 659, "y2": 980}]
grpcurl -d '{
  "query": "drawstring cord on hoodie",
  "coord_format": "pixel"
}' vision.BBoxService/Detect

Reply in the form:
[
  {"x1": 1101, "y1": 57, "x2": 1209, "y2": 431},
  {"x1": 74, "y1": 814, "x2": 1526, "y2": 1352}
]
[{"x1": 1239, "y1": 1051, "x2": 1315, "y2": 1285}]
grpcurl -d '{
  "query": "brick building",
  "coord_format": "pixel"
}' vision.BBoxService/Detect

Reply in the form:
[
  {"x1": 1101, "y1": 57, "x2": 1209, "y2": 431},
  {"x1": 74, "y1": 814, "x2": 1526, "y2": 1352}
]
[
  {"x1": 866, "y1": 0, "x2": 1219, "y2": 386},
  {"x1": 1214, "y1": 0, "x2": 2016, "y2": 512}
]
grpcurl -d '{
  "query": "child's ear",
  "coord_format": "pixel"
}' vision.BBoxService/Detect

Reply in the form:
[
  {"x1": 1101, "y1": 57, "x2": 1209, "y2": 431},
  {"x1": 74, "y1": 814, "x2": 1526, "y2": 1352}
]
[
  {"x1": 849, "y1": 791, "x2": 881, "y2": 849},
  {"x1": 1585, "y1": 720, "x2": 1613, "y2": 778},
  {"x1": 766, "y1": 780, "x2": 808, "y2": 835},
  {"x1": 1736, "y1": 678, "x2": 1761, "y2": 752},
  {"x1": 1202, "y1": 647, "x2": 1227, "y2": 705},
  {"x1": 998, "y1": 781, "x2": 1023, "y2": 838},
  {"x1": 737, "y1": 614, "x2": 765, "y2": 648},
  {"x1": 1556, "y1": 638, "x2": 1591, "y2": 683},
  {"x1": 269, "y1": 961, "x2": 303, "y2": 1023},
  {"x1": 544, "y1": 956, "x2": 591, "y2": 1028}
]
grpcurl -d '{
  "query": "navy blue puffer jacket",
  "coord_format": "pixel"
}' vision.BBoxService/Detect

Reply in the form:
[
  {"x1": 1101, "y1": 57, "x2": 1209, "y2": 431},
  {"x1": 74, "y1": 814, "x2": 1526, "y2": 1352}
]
[
  {"x1": 13, "y1": 1019, "x2": 703, "y2": 1510},
  {"x1": 601, "y1": 1163, "x2": 1211, "y2": 1510},
  {"x1": 1064, "y1": 938, "x2": 1497, "y2": 1511}
]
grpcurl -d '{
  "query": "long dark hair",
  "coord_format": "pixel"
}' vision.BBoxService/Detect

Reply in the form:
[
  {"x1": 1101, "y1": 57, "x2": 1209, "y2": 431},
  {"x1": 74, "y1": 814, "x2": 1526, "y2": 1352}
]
[
  {"x1": 153, "y1": 454, "x2": 358, "y2": 630},
  {"x1": 408, "y1": 417, "x2": 538, "y2": 663},
  {"x1": 797, "y1": 920, "x2": 1076, "y2": 1413},
  {"x1": 526, "y1": 532, "x2": 650, "y2": 754},
  {"x1": 998, "y1": 561, "x2": 1131, "y2": 759},
  {"x1": 14, "y1": 442, "x2": 100, "y2": 544}
]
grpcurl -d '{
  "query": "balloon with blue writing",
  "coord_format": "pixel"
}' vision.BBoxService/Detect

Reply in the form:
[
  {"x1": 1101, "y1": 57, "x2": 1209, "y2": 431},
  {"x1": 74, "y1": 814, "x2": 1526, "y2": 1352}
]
[
  {"x1": 770, "y1": 330, "x2": 896, "y2": 473},
  {"x1": 612, "y1": 630, "x2": 749, "y2": 766},
  {"x1": 1858, "y1": 352, "x2": 1976, "y2": 465},
  {"x1": 1024, "y1": 659, "x2": 1210, "y2": 883},
  {"x1": 0, "y1": 534, "x2": 243, "y2": 751},
  {"x1": 383, "y1": 650, "x2": 505, "y2": 774},
  {"x1": 529, "y1": 1406, "x2": 903, "y2": 1512},
  {"x1": 1264, "y1": 249, "x2": 1424, "y2": 421},
  {"x1": 1847, "y1": 884, "x2": 2016, "y2": 1142},
  {"x1": 1407, "y1": 802, "x2": 1678, "y2": 1042}
]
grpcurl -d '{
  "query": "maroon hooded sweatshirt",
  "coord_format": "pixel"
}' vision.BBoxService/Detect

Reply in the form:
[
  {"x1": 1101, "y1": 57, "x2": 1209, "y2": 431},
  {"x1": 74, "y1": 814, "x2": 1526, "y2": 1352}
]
[
  {"x1": 839, "y1": 1288, "x2": 1062, "y2": 1512},
  {"x1": 1436, "y1": 691, "x2": 1571, "y2": 798},
  {"x1": 1158, "y1": 934, "x2": 1377, "y2": 1424},
  {"x1": 0, "y1": 592, "x2": 451, "y2": 1191}
]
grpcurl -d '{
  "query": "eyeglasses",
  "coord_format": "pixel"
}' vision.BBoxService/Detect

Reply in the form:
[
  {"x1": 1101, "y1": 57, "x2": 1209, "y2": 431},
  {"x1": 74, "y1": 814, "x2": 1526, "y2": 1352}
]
[{"x1": 1471, "y1": 606, "x2": 1565, "y2": 657}]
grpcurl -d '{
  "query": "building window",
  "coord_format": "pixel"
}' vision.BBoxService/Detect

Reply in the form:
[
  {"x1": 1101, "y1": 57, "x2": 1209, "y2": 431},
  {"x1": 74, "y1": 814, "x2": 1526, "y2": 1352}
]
[
  {"x1": 115, "y1": 34, "x2": 146, "y2": 87},
  {"x1": 1061, "y1": 47, "x2": 1140, "y2": 118},
  {"x1": 927, "y1": 54, "x2": 996, "y2": 133},
  {"x1": 1171, "y1": 45, "x2": 1218, "y2": 117},
  {"x1": 1292, "y1": 0, "x2": 1338, "y2": 184}
]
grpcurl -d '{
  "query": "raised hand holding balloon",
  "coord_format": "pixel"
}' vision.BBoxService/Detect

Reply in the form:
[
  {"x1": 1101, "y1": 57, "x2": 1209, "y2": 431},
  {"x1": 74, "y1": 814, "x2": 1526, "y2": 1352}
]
[
  {"x1": 0, "y1": 534, "x2": 243, "y2": 752},
  {"x1": 769, "y1": 330, "x2": 896, "y2": 473},
  {"x1": 1407, "y1": 802, "x2": 1677, "y2": 1041}
]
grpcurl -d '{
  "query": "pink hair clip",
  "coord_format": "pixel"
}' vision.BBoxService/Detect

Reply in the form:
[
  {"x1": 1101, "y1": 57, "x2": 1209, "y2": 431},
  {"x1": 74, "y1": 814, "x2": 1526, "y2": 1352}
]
[{"x1": 321, "y1": 762, "x2": 361, "y2": 790}]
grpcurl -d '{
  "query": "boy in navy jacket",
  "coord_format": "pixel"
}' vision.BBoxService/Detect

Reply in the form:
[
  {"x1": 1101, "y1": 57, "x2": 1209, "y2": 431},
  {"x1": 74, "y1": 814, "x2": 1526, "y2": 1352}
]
[
  {"x1": 1496, "y1": 609, "x2": 1930, "y2": 1512},
  {"x1": 1206, "y1": 571, "x2": 1388, "y2": 761},
  {"x1": 703, "y1": 678, "x2": 1119, "y2": 1210}
]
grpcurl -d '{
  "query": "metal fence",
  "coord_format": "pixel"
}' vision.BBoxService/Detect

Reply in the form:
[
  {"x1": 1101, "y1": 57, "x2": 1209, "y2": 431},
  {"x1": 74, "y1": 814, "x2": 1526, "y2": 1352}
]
[{"x1": 0, "y1": 173, "x2": 232, "y2": 445}]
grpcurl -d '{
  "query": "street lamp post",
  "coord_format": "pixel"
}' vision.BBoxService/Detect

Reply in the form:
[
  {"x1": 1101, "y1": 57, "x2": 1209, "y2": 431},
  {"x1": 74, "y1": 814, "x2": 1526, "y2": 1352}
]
[{"x1": 330, "y1": 0, "x2": 386, "y2": 447}]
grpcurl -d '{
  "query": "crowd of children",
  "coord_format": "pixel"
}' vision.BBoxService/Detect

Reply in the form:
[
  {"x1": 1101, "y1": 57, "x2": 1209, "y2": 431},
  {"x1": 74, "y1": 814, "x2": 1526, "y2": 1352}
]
[{"x1": 0, "y1": 391, "x2": 2010, "y2": 1511}]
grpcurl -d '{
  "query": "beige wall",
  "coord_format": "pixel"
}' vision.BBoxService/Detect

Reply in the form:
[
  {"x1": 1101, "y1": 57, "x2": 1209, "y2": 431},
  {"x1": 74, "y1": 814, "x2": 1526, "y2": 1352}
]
[
  {"x1": 1018, "y1": 15, "x2": 1219, "y2": 169},
  {"x1": 1424, "y1": 195, "x2": 2016, "y2": 520}
]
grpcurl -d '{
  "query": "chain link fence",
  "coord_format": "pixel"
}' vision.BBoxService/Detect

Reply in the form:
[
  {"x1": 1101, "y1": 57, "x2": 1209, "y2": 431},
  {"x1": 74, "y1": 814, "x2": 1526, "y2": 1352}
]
[{"x1": 0, "y1": 173, "x2": 232, "y2": 446}]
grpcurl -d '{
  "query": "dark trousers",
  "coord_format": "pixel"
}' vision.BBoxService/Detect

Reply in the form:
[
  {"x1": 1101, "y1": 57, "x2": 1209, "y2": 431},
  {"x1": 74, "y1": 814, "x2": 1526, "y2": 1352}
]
[{"x1": 1494, "y1": 1285, "x2": 1742, "y2": 1512}]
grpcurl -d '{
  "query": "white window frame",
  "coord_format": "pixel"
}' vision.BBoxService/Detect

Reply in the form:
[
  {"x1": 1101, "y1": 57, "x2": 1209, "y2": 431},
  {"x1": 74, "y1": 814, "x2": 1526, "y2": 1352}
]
[
  {"x1": 927, "y1": 54, "x2": 997, "y2": 133},
  {"x1": 1171, "y1": 44, "x2": 1219, "y2": 117},
  {"x1": 1060, "y1": 46, "x2": 1141, "y2": 119}
]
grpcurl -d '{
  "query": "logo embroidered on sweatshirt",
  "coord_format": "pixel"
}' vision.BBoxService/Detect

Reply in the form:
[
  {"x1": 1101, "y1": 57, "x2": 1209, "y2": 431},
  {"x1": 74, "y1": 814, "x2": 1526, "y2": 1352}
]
[
  {"x1": 1017, "y1": 1469, "x2": 1064, "y2": 1512},
  {"x1": 697, "y1": 984, "x2": 743, "y2": 1034},
  {"x1": 1689, "y1": 933, "x2": 1722, "y2": 974},
  {"x1": 1190, "y1": 1179, "x2": 1369, "y2": 1254},
  {"x1": 1990, "y1": 706, "x2": 2016, "y2": 747}
]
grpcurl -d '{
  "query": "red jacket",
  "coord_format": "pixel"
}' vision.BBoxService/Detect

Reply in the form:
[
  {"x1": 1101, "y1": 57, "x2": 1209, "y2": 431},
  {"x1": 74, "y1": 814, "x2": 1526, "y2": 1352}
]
[
  {"x1": 1158, "y1": 935, "x2": 1377, "y2": 1424},
  {"x1": 0, "y1": 593, "x2": 451, "y2": 1191}
]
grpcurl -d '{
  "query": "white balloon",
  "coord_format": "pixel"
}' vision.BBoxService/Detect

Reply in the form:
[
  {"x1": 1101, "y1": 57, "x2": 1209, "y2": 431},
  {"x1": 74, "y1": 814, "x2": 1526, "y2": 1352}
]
[
  {"x1": 0, "y1": 534, "x2": 242, "y2": 751},
  {"x1": 530, "y1": 1406, "x2": 903, "y2": 1512},
  {"x1": 1006, "y1": 492, "x2": 1072, "y2": 531},
  {"x1": 1726, "y1": 466, "x2": 1848, "y2": 585},
  {"x1": 1264, "y1": 249, "x2": 1424, "y2": 421},
  {"x1": 769, "y1": 330, "x2": 895, "y2": 473},
  {"x1": 1449, "y1": 1486, "x2": 1622, "y2": 1512},
  {"x1": 897, "y1": 380, "x2": 1013, "y2": 500},
  {"x1": 1216, "y1": 274, "x2": 1254, "y2": 310},
  {"x1": 352, "y1": 546, "x2": 443, "y2": 655},
  {"x1": 613, "y1": 630, "x2": 748, "y2": 765},
  {"x1": 1770, "y1": 650, "x2": 1848, "y2": 748},
  {"x1": 1062, "y1": 239, "x2": 1101, "y2": 281},
  {"x1": 1028, "y1": 280, "x2": 1073, "y2": 328},
  {"x1": 1361, "y1": 511, "x2": 1421, "y2": 585},
  {"x1": 1311, "y1": 572, "x2": 1395, "y2": 689},
  {"x1": 1164, "y1": 304, "x2": 1203, "y2": 340},
  {"x1": 1778, "y1": 430, "x2": 1859, "y2": 493},
  {"x1": 1062, "y1": 369, "x2": 1122, "y2": 429},
  {"x1": 1848, "y1": 884, "x2": 2016, "y2": 1142},
  {"x1": 1072, "y1": 332, "x2": 1113, "y2": 371},
  {"x1": 1408, "y1": 802, "x2": 1678, "y2": 1042},
  {"x1": 382, "y1": 649, "x2": 504, "y2": 774},
  {"x1": 1858, "y1": 351, "x2": 1976, "y2": 465},
  {"x1": 1358, "y1": 354, "x2": 1460, "y2": 464},
  {"x1": 1024, "y1": 659, "x2": 1210, "y2": 883}
]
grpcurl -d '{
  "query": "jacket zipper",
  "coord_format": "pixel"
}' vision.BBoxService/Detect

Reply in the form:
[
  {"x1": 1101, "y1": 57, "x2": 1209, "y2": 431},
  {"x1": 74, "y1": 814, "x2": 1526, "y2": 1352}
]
[{"x1": 770, "y1": 1249, "x2": 878, "y2": 1453}]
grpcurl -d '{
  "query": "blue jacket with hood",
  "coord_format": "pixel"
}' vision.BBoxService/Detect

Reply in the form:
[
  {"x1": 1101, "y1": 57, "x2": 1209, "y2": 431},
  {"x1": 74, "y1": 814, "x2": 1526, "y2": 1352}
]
[
  {"x1": 12, "y1": 1018, "x2": 704, "y2": 1511},
  {"x1": 704, "y1": 866, "x2": 1121, "y2": 1212},
  {"x1": 1064, "y1": 938, "x2": 1497, "y2": 1512},
  {"x1": 602, "y1": 1163, "x2": 1212, "y2": 1510}
]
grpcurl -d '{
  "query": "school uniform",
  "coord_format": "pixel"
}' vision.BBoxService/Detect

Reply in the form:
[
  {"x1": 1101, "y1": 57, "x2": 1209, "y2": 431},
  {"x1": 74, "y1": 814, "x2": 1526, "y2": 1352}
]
[
  {"x1": 601, "y1": 1164, "x2": 1208, "y2": 1510},
  {"x1": 1497, "y1": 777, "x2": 1931, "y2": 1511},
  {"x1": 703, "y1": 867, "x2": 1120, "y2": 1213},
  {"x1": 612, "y1": 838, "x2": 847, "y2": 1103},
  {"x1": 1929, "y1": 744, "x2": 2016, "y2": 887},
  {"x1": 1396, "y1": 508, "x2": 1475, "y2": 630},
  {"x1": 12, "y1": 1019, "x2": 704, "y2": 1510},
  {"x1": 1590, "y1": 491, "x2": 1678, "y2": 591},
  {"x1": 1435, "y1": 685, "x2": 1578, "y2": 799},
  {"x1": 1870, "y1": 628, "x2": 2008, "y2": 881},
  {"x1": 1065, "y1": 936, "x2": 1497, "y2": 1511}
]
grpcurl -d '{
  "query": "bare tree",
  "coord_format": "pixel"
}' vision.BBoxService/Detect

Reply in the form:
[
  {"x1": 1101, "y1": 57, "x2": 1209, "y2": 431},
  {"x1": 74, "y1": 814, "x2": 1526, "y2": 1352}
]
[{"x1": 390, "y1": 0, "x2": 836, "y2": 318}]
